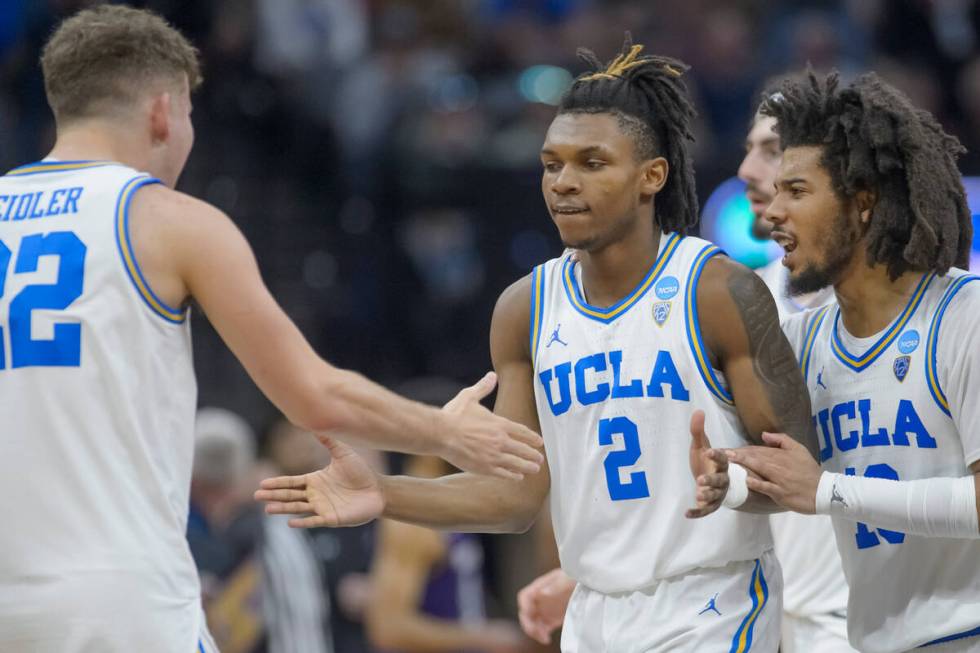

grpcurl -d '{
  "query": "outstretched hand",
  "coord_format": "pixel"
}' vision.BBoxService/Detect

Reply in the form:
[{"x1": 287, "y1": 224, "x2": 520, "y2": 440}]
[
  {"x1": 686, "y1": 409, "x2": 731, "y2": 519},
  {"x1": 438, "y1": 372, "x2": 544, "y2": 481},
  {"x1": 254, "y1": 436, "x2": 384, "y2": 528},
  {"x1": 727, "y1": 431, "x2": 821, "y2": 514},
  {"x1": 517, "y1": 567, "x2": 576, "y2": 645}
]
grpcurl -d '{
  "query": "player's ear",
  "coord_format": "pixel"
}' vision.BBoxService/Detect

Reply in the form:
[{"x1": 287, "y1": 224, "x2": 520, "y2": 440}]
[
  {"x1": 148, "y1": 92, "x2": 172, "y2": 146},
  {"x1": 855, "y1": 188, "x2": 876, "y2": 224},
  {"x1": 640, "y1": 157, "x2": 669, "y2": 197}
]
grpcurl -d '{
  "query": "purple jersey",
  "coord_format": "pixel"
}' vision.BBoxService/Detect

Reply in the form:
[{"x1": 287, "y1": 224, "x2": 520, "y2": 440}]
[{"x1": 419, "y1": 533, "x2": 485, "y2": 622}]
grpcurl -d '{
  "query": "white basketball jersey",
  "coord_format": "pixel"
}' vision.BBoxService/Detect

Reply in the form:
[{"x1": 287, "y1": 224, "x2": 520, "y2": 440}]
[
  {"x1": 530, "y1": 233, "x2": 773, "y2": 593},
  {"x1": 756, "y1": 259, "x2": 848, "y2": 620},
  {"x1": 0, "y1": 160, "x2": 203, "y2": 652},
  {"x1": 783, "y1": 270, "x2": 980, "y2": 653}
]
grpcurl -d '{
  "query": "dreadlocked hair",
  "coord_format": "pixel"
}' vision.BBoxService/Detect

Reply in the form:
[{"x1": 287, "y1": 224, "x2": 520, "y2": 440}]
[
  {"x1": 760, "y1": 70, "x2": 972, "y2": 279},
  {"x1": 558, "y1": 35, "x2": 699, "y2": 234}
]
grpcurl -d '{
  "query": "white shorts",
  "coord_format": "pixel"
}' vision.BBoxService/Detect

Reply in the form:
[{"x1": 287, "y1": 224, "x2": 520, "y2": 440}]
[
  {"x1": 561, "y1": 550, "x2": 782, "y2": 653},
  {"x1": 782, "y1": 612, "x2": 855, "y2": 653},
  {"x1": 914, "y1": 632, "x2": 980, "y2": 653}
]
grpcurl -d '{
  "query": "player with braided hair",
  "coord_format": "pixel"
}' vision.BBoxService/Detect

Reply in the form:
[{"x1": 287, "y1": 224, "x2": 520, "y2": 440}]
[
  {"x1": 706, "y1": 71, "x2": 980, "y2": 652},
  {"x1": 258, "y1": 39, "x2": 821, "y2": 652}
]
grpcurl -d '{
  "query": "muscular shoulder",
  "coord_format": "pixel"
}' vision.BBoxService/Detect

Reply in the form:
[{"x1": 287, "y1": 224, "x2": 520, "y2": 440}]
[
  {"x1": 490, "y1": 275, "x2": 533, "y2": 366},
  {"x1": 696, "y1": 255, "x2": 780, "y2": 363}
]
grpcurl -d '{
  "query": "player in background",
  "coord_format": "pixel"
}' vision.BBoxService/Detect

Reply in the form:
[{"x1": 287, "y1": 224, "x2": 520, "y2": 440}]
[
  {"x1": 738, "y1": 108, "x2": 853, "y2": 653},
  {"x1": 0, "y1": 6, "x2": 542, "y2": 652},
  {"x1": 705, "y1": 71, "x2": 980, "y2": 653},
  {"x1": 257, "y1": 39, "x2": 821, "y2": 652}
]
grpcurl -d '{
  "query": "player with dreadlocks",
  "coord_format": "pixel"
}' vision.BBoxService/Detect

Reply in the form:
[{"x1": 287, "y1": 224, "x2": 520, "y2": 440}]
[
  {"x1": 258, "y1": 39, "x2": 820, "y2": 652},
  {"x1": 709, "y1": 71, "x2": 980, "y2": 653}
]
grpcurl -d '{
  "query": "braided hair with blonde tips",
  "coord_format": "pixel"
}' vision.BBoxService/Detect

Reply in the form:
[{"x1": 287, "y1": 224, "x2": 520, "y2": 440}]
[{"x1": 558, "y1": 35, "x2": 699, "y2": 234}]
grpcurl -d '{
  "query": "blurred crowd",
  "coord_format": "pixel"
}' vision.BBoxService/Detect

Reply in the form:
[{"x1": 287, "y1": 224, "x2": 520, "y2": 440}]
[{"x1": 3, "y1": 1, "x2": 980, "y2": 650}]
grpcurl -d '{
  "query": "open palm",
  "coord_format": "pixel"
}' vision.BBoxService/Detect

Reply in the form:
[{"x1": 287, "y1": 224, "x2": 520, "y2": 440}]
[{"x1": 254, "y1": 437, "x2": 384, "y2": 528}]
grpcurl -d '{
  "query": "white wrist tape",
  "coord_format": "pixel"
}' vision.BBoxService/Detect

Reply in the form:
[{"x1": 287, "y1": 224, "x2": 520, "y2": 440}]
[
  {"x1": 723, "y1": 462, "x2": 749, "y2": 509},
  {"x1": 815, "y1": 471, "x2": 979, "y2": 539}
]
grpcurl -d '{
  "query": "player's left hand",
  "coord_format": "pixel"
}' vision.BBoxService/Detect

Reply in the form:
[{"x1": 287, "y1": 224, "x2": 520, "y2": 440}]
[
  {"x1": 727, "y1": 432, "x2": 821, "y2": 514},
  {"x1": 686, "y1": 409, "x2": 730, "y2": 519}
]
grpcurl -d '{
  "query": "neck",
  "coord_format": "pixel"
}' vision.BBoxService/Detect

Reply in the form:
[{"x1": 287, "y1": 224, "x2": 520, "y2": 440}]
[
  {"x1": 833, "y1": 255, "x2": 925, "y2": 337},
  {"x1": 47, "y1": 119, "x2": 154, "y2": 177},
  {"x1": 576, "y1": 216, "x2": 662, "y2": 307}
]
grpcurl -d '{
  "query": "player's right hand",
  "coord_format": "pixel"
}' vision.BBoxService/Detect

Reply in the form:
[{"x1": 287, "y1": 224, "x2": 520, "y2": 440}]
[
  {"x1": 254, "y1": 436, "x2": 383, "y2": 528},
  {"x1": 517, "y1": 567, "x2": 575, "y2": 645},
  {"x1": 438, "y1": 372, "x2": 544, "y2": 480}
]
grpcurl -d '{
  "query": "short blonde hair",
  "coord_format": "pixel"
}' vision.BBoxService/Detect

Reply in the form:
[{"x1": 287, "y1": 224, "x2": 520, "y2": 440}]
[{"x1": 41, "y1": 4, "x2": 202, "y2": 122}]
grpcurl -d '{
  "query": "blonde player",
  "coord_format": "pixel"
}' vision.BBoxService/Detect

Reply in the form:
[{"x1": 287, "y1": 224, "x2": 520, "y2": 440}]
[
  {"x1": 717, "y1": 72, "x2": 980, "y2": 653},
  {"x1": 0, "y1": 7, "x2": 542, "y2": 652},
  {"x1": 257, "y1": 41, "x2": 824, "y2": 652}
]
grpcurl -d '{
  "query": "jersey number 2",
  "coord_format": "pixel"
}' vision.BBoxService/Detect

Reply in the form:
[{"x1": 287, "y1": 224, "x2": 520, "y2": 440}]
[
  {"x1": 599, "y1": 416, "x2": 650, "y2": 501},
  {"x1": 0, "y1": 231, "x2": 86, "y2": 369}
]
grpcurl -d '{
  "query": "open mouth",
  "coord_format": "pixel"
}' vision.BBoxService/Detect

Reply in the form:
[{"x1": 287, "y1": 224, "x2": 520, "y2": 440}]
[{"x1": 553, "y1": 206, "x2": 589, "y2": 215}]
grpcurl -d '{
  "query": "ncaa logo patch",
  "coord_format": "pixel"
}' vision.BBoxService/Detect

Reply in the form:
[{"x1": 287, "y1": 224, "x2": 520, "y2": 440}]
[
  {"x1": 898, "y1": 329, "x2": 920, "y2": 354},
  {"x1": 655, "y1": 276, "x2": 680, "y2": 301},
  {"x1": 653, "y1": 301, "x2": 671, "y2": 326},
  {"x1": 893, "y1": 355, "x2": 911, "y2": 382}
]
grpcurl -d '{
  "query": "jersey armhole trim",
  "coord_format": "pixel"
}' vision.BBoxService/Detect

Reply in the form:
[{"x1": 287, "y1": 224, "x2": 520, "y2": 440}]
[
  {"x1": 925, "y1": 275, "x2": 980, "y2": 417},
  {"x1": 114, "y1": 175, "x2": 188, "y2": 324},
  {"x1": 685, "y1": 245, "x2": 734, "y2": 405},
  {"x1": 530, "y1": 263, "x2": 546, "y2": 369},
  {"x1": 799, "y1": 305, "x2": 832, "y2": 382}
]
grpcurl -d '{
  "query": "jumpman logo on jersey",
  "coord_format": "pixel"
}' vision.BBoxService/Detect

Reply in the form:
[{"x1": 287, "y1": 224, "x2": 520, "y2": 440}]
[
  {"x1": 698, "y1": 593, "x2": 722, "y2": 616},
  {"x1": 816, "y1": 368, "x2": 827, "y2": 390},
  {"x1": 831, "y1": 482, "x2": 849, "y2": 508},
  {"x1": 547, "y1": 324, "x2": 568, "y2": 348}
]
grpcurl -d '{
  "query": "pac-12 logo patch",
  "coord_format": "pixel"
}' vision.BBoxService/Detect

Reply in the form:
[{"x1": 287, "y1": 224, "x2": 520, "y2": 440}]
[
  {"x1": 655, "y1": 276, "x2": 680, "y2": 301},
  {"x1": 653, "y1": 301, "x2": 671, "y2": 326},
  {"x1": 898, "y1": 330, "x2": 920, "y2": 354},
  {"x1": 893, "y1": 355, "x2": 911, "y2": 382}
]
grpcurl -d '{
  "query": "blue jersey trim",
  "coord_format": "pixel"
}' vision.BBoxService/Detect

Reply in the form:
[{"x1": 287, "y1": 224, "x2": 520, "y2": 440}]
[
  {"x1": 729, "y1": 558, "x2": 769, "y2": 653},
  {"x1": 919, "y1": 624, "x2": 980, "y2": 648},
  {"x1": 799, "y1": 305, "x2": 832, "y2": 381},
  {"x1": 198, "y1": 640, "x2": 206, "y2": 653},
  {"x1": 529, "y1": 264, "x2": 546, "y2": 368},
  {"x1": 830, "y1": 273, "x2": 934, "y2": 372},
  {"x1": 560, "y1": 233, "x2": 682, "y2": 324},
  {"x1": 925, "y1": 275, "x2": 980, "y2": 417},
  {"x1": 114, "y1": 175, "x2": 187, "y2": 324},
  {"x1": 5, "y1": 160, "x2": 118, "y2": 176},
  {"x1": 685, "y1": 245, "x2": 734, "y2": 405}
]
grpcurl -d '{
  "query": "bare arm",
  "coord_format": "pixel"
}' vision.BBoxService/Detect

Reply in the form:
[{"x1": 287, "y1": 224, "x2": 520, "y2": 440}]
[
  {"x1": 696, "y1": 256, "x2": 817, "y2": 513},
  {"x1": 698, "y1": 256, "x2": 818, "y2": 456},
  {"x1": 255, "y1": 276, "x2": 551, "y2": 533},
  {"x1": 381, "y1": 276, "x2": 551, "y2": 532},
  {"x1": 130, "y1": 185, "x2": 541, "y2": 477}
]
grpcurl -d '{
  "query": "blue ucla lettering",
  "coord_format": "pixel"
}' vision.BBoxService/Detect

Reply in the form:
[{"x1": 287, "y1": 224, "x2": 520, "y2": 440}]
[
  {"x1": 815, "y1": 398, "x2": 937, "y2": 460},
  {"x1": 816, "y1": 409, "x2": 833, "y2": 462},
  {"x1": 858, "y1": 399, "x2": 890, "y2": 447},
  {"x1": 609, "y1": 350, "x2": 643, "y2": 399},
  {"x1": 575, "y1": 354, "x2": 609, "y2": 405},
  {"x1": 646, "y1": 350, "x2": 690, "y2": 401},
  {"x1": 539, "y1": 362, "x2": 573, "y2": 416},
  {"x1": 538, "y1": 349, "x2": 690, "y2": 415},
  {"x1": 831, "y1": 402, "x2": 859, "y2": 452},
  {"x1": 892, "y1": 399, "x2": 937, "y2": 449}
]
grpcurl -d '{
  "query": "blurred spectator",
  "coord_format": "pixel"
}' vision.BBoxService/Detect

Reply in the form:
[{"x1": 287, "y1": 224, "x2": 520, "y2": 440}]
[
  {"x1": 367, "y1": 454, "x2": 528, "y2": 653},
  {"x1": 189, "y1": 408, "x2": 266, "y2": 653}
]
